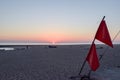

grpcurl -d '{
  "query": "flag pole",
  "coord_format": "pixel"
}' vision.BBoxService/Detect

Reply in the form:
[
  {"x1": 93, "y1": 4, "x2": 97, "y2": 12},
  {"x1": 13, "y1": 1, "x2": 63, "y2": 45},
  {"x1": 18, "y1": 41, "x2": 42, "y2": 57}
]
[
  {"x1": 86, "y1": 16, "x2": 106, "y2": 77},
  {"x1": 78, "y1": 16, "x2": 105, "y2": 76},
  {"x1": 88, "y1": 28, "x2": 120, "y2": 78},
  {"x1": 78, "y1": 39, "x2": 95, "y2": 75},
  {"x1": 78, "y1": 33, "x2": 96, "y2": 75},
  {"x1": 70, "y1": 16, "x2": 106, "y2": 79},
  {"x1": 99, "y1": 29, "x2": 120, "y2": 60}
]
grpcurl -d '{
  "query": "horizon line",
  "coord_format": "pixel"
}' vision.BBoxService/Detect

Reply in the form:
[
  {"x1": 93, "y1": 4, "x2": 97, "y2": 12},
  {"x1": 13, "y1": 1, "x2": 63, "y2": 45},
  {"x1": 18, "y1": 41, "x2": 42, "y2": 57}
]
[{"x1": 0, "y1": 42, "x2": 119, "y2": 45}]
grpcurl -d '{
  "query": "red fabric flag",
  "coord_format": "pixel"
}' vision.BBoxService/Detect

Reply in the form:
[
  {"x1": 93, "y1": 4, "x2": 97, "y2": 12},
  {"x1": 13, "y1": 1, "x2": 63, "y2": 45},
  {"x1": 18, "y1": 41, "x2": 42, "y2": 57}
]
[
  {"x1": 95, "y1": 20, "x2": 113, "y2": 47},
  {"x1": 86, "y1": 43, "x2": 99, "y2": 71}
]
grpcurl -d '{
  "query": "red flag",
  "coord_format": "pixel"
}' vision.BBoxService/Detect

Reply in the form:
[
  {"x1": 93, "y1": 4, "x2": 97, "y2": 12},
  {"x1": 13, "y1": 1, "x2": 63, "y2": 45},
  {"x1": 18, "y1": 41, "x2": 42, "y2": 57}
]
[
  {"x1": 95, "y1": 20, "x2": 113, "y2": 47},
  {"x1": 86, "y1": 43, "x2": 99, "y2": 71}
]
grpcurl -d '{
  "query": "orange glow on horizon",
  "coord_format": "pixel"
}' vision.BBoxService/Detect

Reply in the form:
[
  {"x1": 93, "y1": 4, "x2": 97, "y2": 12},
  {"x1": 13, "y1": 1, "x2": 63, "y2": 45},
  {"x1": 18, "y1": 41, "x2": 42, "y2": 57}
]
[{"x1": 0, "y1": 31, "x2": 93, "y2": 43}]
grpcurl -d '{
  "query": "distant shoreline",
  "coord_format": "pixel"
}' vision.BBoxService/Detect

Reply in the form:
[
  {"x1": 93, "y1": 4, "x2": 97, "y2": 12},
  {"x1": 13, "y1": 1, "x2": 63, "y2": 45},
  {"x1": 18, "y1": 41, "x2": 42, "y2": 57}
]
[
  {"x1": 0, "y1": 43, "x2": 120, "y2": 46},
  {"x1": 0, "y1": 43, "x2": 119, "y2": 47},
  {"x1": 0, "y1": 43, "x2": 91, "y2": 45}
]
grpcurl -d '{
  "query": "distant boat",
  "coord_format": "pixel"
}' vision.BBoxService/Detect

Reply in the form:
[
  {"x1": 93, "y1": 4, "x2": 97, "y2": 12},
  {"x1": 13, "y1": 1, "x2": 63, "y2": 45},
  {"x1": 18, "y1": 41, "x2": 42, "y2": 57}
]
[{"x1": 48, "y1": 45, "x2": 57, "y2": 48}]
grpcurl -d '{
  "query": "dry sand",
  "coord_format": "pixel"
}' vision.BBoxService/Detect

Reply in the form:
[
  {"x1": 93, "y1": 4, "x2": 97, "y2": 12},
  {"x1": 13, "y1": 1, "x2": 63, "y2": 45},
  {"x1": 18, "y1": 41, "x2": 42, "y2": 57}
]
[{"x1": 0, "y1": 44, "x2": 120, "y2": 80}]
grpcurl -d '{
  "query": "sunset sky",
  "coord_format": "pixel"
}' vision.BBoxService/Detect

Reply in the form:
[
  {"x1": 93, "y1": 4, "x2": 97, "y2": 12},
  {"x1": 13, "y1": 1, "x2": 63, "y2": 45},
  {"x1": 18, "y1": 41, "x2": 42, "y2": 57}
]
[{"x1": 0, "y1": 0, "x2": 120, "y2": 44}]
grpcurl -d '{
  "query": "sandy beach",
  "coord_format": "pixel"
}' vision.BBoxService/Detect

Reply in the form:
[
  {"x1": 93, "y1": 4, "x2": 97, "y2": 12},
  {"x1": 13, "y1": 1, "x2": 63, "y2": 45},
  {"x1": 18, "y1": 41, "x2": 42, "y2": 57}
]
[{"x1": 0, "y1": 44, "x2": 120, "y2": 80}]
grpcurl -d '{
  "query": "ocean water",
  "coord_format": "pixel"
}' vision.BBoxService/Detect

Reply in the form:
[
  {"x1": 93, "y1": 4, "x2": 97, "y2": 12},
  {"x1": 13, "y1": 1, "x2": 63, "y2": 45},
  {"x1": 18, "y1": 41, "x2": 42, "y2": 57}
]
[{"x1": 0, "y1": 47, "x2": 14, "y2": 51}]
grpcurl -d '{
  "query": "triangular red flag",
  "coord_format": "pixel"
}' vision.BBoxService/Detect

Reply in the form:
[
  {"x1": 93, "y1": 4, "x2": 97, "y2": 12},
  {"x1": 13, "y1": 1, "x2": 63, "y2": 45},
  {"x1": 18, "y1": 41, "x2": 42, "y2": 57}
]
[
  {"x1": 95, "y1": 20, "x2": 113, "y2": 47},
  {"x1": 86, "y1": 43, "x2": 99, "y2": 71}
]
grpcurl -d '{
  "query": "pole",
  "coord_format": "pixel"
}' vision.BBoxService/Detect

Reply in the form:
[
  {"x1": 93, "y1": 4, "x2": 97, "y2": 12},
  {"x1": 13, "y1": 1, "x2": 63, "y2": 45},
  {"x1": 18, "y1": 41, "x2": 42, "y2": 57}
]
[
  {"x1": 99, "y1": 29, "x2": 120, "y2": 60},
  {"x1": 78, "y1": 58, "x2": 87, "y2": 75},
  {"x1": 78, "y1": 37, "x2": 96, "y2": 75},
  {"x1": 78, "y1": 16, "x2": 105, "y2": 76},
  {"x1": 87, "y1": 16, "x2": 105, "y2": 77},
  {"x1": 88, "y1": 29, "x2": 120, "y2": 77}
]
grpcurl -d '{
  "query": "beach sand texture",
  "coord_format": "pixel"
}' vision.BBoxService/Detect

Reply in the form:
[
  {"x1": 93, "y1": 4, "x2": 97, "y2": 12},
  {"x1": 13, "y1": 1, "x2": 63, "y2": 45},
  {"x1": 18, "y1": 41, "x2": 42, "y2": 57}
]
[{"x1": 0, "y1": 45, "x2": 120, "y2": 80}]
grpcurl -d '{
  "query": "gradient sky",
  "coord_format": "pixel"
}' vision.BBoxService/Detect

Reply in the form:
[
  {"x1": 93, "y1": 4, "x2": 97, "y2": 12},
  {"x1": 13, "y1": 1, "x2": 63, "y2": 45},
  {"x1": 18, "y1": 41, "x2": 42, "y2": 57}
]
[{"x1": 0, "y1": 0, "x2": 120, "y2": 44}]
